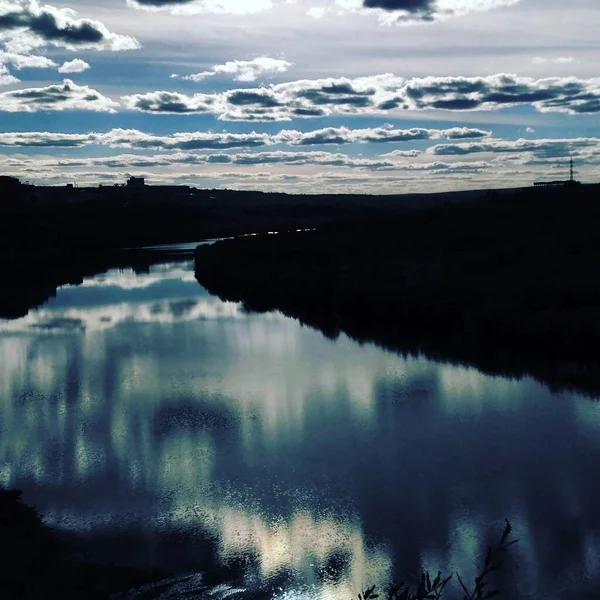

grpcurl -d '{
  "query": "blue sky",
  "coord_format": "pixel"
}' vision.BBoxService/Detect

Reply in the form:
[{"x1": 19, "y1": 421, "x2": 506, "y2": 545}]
[{"x1": 1, "y1": 0, "x2": 599, "y2": 192}]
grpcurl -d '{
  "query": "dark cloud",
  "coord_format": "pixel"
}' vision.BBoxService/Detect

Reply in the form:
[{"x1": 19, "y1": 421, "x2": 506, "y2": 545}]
[
  {"x1": 363, "y1": 0, "x2": 433, "y2": 10},
  {"x1": 298, "y1": 90, "x2": 372, "y2": 107},
  {"x1": 358, "y1": 0, "x2": 519, "y2": 23},
  {"x1": 128, "y1": 91, "x2": 214, "y2": 113},
  {"x1": 227, "y1": 90, "x2": 281, "y2": 108},
  {"x1": 123, "y1": 74, "x2": 600, "y2": 121},
  {"x1": 402, "y1": 75, "x2": 600, "y2": 114},
  {"x1": 296, "y1": 82, "x2": 374, "y2": 108},
  {"x1": 429, "y1": 98, "x2": 481, "y2": 110},
  {"x1": 378, "y1": 99, "x2": 403, "y2": 110},
  {"x1": 0, "y1": 2, "x2": 139, "y2": 50},
  {"x1": 293, "y1": 108, "x2": 325, "y2": 117},
  {"x1": 0, "y1": 11, "x2": 102, "y2": 44},
  {"x1": 362, "y1": 0, "x2": 438, "y2": 22}
]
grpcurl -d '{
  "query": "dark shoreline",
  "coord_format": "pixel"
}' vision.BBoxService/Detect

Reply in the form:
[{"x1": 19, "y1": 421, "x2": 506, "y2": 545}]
[
  {"x1": 0, "y1": 181, "x2": 538, "y2": 318},
  {"x1": 194, "y1": 184, "x2": 600, "y2": 398},
  {"x1": 0, "y1": 489, "x2": 169, "y2": 600}
]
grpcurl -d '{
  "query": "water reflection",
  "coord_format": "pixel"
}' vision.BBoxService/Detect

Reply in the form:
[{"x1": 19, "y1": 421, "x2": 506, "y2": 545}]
[{"x1": 1, "y1": 260, "x2": 600, "y2": 599}]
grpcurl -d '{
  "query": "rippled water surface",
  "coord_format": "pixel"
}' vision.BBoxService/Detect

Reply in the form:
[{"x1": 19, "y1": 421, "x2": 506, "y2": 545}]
[{"x1": 2, "y1": 258, "x2": 600, "y2": 599}]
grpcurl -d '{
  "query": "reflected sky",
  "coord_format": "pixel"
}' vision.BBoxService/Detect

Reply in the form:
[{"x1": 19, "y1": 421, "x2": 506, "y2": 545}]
[{"x1": 1, "y1": 260, "x2": 600, "y2": 599}]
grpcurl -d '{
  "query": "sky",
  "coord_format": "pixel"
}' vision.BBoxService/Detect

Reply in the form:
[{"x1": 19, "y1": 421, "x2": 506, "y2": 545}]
[{"x1": 0, "y1": 0, "x2": 599, "y2": 193}]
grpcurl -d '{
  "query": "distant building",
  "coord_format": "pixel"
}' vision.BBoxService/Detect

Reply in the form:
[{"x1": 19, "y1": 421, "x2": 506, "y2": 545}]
[{"x1": 127, "y1": 176, "x2": 145, "y2": 188}]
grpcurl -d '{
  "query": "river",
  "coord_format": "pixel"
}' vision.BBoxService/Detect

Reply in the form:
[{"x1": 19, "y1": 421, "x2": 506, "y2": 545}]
[{"x1": 1, "y1": 255, "x2": 600, "y2": 599}]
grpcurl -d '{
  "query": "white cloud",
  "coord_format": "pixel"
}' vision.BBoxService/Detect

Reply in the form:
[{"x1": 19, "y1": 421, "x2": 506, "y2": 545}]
[
  {"x1": 179, "y1": 57, "x2": 292, "y2": 83},
  {"x1": 6, "y1": 137, "x2": 599, "y2": 194},
  {"x1": 0, "y1": 148, "x2": 496, "y2": 177},
  {"x1": 554, "y1": 57, "x2": 575, "y2": 64},
  {"x1": 0, "y1": 125, "x2": 490, "y2": 149},
  {"x1": 58, "y1": 59, "x2": 91, "y2": 73},
  {"x1": 307, "y1": 7, "x2": 327, "y2": 18},
  {"x1": 0, "y1": 62, "x2": 19, "y2": 85},
  {"x1": 532, "y1": 57, "x2": 576, "y2": 65},
  {"x1": 0, "y1": 79, "x2": 119, "y2": 112},
  {"x1": 0, "y1": 51, "x2": 56, "y2": 69},
  {"x1": 126, "y1": 0, "x2": 272, "y2": 15}
]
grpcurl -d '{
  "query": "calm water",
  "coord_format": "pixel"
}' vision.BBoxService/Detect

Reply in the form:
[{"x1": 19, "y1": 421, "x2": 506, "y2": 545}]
[{"x1": 2, "y1": 258, "x2": 600, "y2": 599}]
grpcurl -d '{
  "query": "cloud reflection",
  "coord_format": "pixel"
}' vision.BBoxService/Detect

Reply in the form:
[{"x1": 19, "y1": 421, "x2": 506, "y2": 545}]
[{"x1": 2, "y1": 260, "x2": 600, "y2": 599}]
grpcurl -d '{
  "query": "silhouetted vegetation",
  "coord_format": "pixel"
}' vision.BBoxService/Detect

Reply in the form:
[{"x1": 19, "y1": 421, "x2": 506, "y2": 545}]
[
  {"x1": 358, "y1": 521, "x2": 516, "y2": 600},
  {"x1": 195, "y1": 183, "x2": 600, "y2": 396},
  {"x1": 0, "y1": 178, "x2": 504, "y2": 318}
]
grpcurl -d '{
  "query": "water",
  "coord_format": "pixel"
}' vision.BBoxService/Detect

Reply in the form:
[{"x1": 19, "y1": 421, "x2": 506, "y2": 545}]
[{"x1": 2, "y1": 257, "x2": 600, "y2": 599}]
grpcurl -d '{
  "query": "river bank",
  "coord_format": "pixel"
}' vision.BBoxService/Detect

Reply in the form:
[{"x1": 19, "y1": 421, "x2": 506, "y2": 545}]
[
  {"x1": 194, "y1": 184, "x2": 600, "y2": 397},
  {"x1": 1, "y1": 182, "x2": 579, "y2": 320},
  {"x1": 0, "y1": 489, "x2": 168, "y2": 600}
]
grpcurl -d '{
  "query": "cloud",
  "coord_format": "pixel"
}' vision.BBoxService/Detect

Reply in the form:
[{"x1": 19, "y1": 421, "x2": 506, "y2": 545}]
[
  {"x1": 371, "y1": 0, "x2": 519, "y2": 22},
  {"x1": 129, "y1": 0, "x2": 197, "y2": 6},
  {"x1": 123, "y1": 73, "x2": 600, "y2": 120},
  {"x1": 102, "y1": 128, "x2": 272, "y2": 150},
  {"x1": 307, "y1": 7, "x2": 327, "y2": 18},
  {"x1": 0, "y1": 125, "x2": 490, "y2": 149},
  {"x1": 123, "y1": 90, "x2": 216, "y2": 113},
  {"x1": 442, "y1": 127, "x2": 491, "y2": 140},
  {"x1": 385, "y1": 74, "x2": 600, "y2": 114},
  {"x1": 0, "y1": 0, "x2": 140, "y2": 52},
  {"x1": 380, "y1": 149, "x2": 422, "y2": 158},
  {"x1": 532, "y1": 57, "x2": 576, "y2": 65},
  {"x1": 275, "y1": 125, "x2": 490, "y2": 145},
  {"x1": 177, "y1": 57, "x2": 292, "y2": 83},
  {"x1": 54, "y1": 149, "x2": 399, "y2": 171},
  {"x1": 126, "y1": 0, "x2": 272, "y2": 15},
  {"x1": 315, "y1": 0, "x2": 521, "y2": 24},
  {"x1": 9, "y1": 142, "x2": 599, "y2": 194},
  {"x1": 0, "y1": 130, "x2": 100, "y2": 147},
  {"x1": 430, "y1": 137, "x2": 600, "y2": 160},
  {"x1": 0, "y1": 62, "x2": 18, "y2": 84},
  {"x1": 0, "y1": 50, "x2": 56, "y2": 69},
  {"x1": 58, "y1": 58, "x2": 90, "y2": 73},
  {"x1": 0, "y1": 79, "x2": 119, "y2": 112},
  {"x1": 126, "y1": 0, "x2": 520, "y2": 23},
  {"x1": 3, "y1": 148, "x2": 495, "y2": 177},
  {"x1": 123, "y1": 74, "x2": 398, "y2": 120}
]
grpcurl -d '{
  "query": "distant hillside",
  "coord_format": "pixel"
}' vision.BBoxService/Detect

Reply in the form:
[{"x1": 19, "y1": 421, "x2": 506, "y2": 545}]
[{"x1": 0, "y1": 178, "x2": 535, "y2": 318}]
